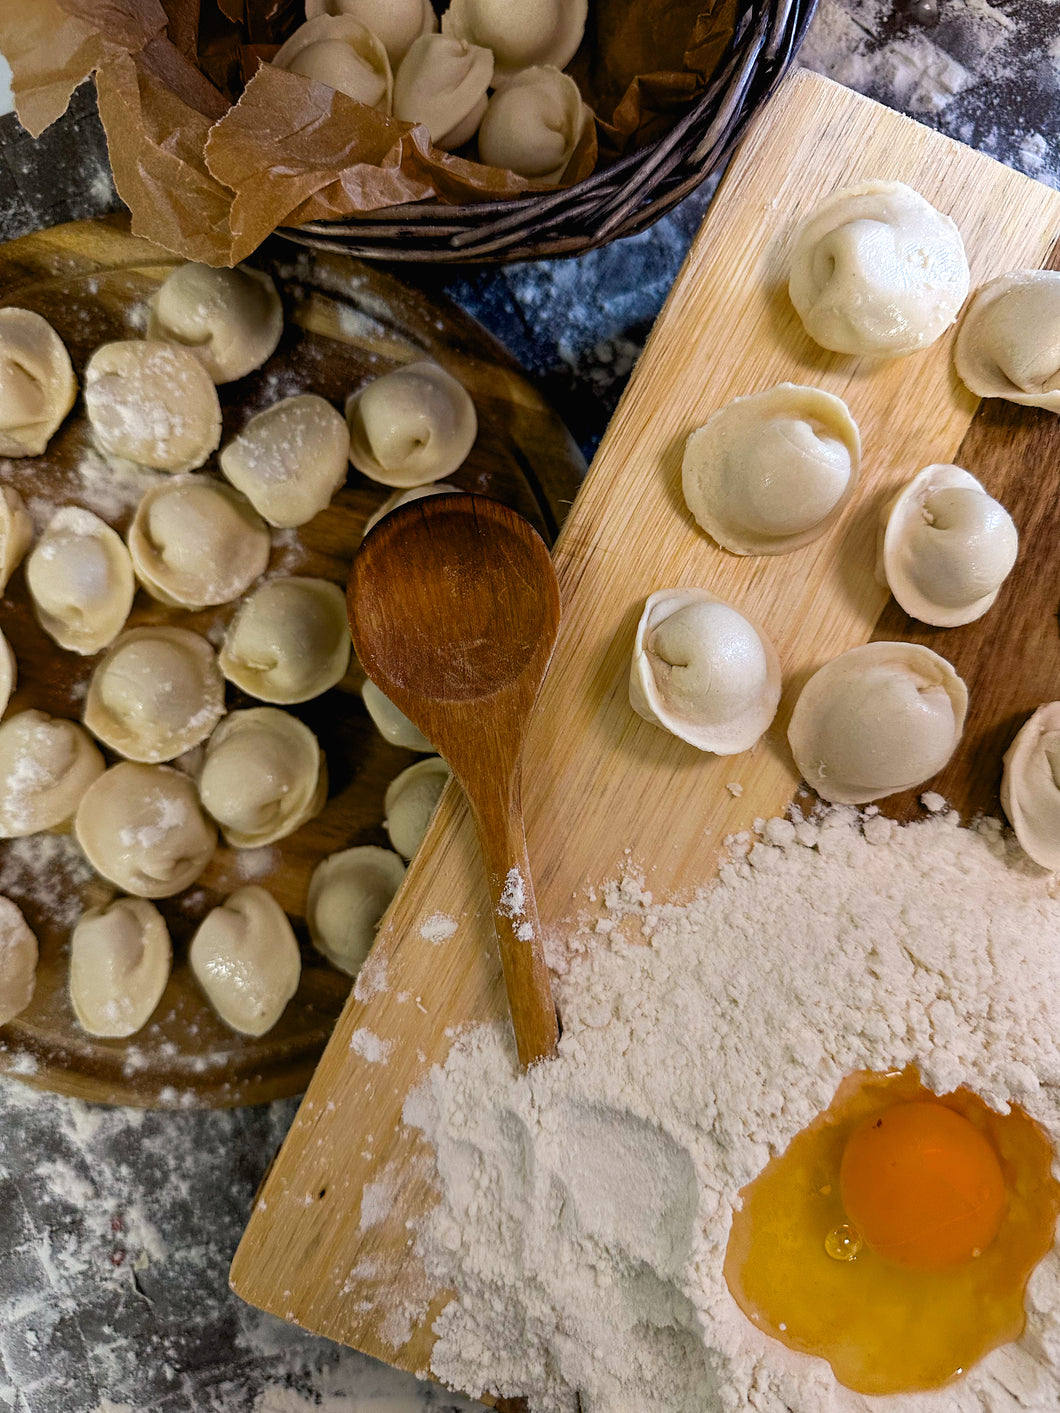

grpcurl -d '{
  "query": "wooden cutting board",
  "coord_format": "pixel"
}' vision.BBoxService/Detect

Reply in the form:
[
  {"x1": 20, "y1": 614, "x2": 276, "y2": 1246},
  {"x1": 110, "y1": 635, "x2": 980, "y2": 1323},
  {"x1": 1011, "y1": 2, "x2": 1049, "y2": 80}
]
[{"x1": 231, "y1": 69, "x2": 1060, "y2": 1404}]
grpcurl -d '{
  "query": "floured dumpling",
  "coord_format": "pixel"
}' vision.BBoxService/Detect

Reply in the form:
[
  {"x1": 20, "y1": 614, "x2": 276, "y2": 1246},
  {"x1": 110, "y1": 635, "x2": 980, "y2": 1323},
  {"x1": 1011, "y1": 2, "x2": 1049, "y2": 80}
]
[
  {"x1": 682, "y1": 384, "x2": 861, "y2": 555},
  {"x1": 84, "y1": 626, "x2": 225, "y2": 764},
  {"x1": 74, "y1": 762, "x2": 217, "y2": 898},
  {"x1": 0, "y1": 628, "x2": 15, "y2": 720},
  {"x1": 128, "y1": 477, "x2": 270, "y2": 609},
  {"x1": 189, "y1": 886, "x2": 300, "y2": 1036},
  {"x1": 789, "y1": 181, "x2": 970, "y2": 357},
  {"x1": 69, "y1": 898, "x2": 171, "y2": 1038},
  {"x1": 478, "y1": 66, "x2": 587, "y2": 182},
  {"x1": 788, "y1": 641, "x2": 967, "y2": 804},
  {"x1": 443, "y1": 0, "x2": 587, "y2": 80},
  {"x1": 0, "y1": 710, "x2": 104, "y2": 836},
  {"x1": 148, "y1": 263, "x2": 284, "y2": 385},
  {"x1": 877, "y1": 465, "x2": 1018, "y2": 627},
  {"x1": 25, "y1": 506, "x2": 135, "y2": 654},
  {"x1": 629, "y1": 588, "x2": 781, "y2": 755},
  {"x1": 307, "y1": 844, "x2": 405, "y2": 976},
  {"x1": 0, "y1": 308, "x2": 76, "y2": 456},
  {"x1": 0, "y1": 485, "x2": 33, "y2": 594},
  {"x1": 219, "y1": 395, "x2": 349, "y2": 528},
  {"x1": 84, "y1": 341, "x2": 222, "y2": 472},
  {"x1": 385, "y1": 756, "x2": 450, "y2": 859},
  {"x1": 0, "y1": 896, "x2": 38, "y2": 1026},
  {"x1": 347, "y1": 361, "x2": 477, "y2": 487},
  {"x1": 362, "y1": 482, "x2": 459, "y2": 537},
  {"x1": 199, "y1": 708, "x2": 327, "y2": 848},
  {"x1": 1001, "y1": 703, "x2": 1060, "y2": 870},
  {"x1": 274, "y1": 15, "x2": 392, "y2": 111},
  {"x1": 393, "y1": 35, "x2": 493, "y2": 150},
  {"x1": 306, "y1": 0, "x2": 437, "y2": 66},
  {"x1": 361, "y1": 678, "x2": 432, "y2": 750},
  {"x1": 220, "y1": 577, "x2": 351, "y2": 704},
  {"x1": 954, "y1": 270, "x2": 1060, "y2": 411}
]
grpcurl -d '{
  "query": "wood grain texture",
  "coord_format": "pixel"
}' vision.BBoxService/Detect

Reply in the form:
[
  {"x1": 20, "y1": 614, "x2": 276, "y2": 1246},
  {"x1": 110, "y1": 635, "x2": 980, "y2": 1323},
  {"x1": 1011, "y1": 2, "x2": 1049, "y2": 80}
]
[{"x1": 230, "y1": 69, "x2": 1060, "y2": 1402}]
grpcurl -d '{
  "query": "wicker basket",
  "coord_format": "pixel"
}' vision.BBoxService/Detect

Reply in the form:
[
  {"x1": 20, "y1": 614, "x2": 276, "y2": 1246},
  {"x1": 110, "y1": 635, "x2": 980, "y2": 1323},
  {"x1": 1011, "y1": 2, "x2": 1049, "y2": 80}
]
[{"x1": 279, "y1": 0, "x2": 819, "y2": 265}]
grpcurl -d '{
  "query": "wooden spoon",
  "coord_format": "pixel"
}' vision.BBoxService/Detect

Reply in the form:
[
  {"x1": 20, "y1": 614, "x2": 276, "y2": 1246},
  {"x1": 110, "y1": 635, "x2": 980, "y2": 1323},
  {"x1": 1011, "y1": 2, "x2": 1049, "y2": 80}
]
[{"x1": 348, "y1": 494, "x2": 561, "y2": 1069}]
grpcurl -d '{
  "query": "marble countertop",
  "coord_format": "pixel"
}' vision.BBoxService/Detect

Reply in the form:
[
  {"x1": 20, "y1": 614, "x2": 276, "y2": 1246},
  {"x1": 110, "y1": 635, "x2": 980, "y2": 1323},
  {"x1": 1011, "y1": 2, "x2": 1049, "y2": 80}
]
[{"x1": 0, "y1": 3, "x2": 1057, "y2": 1410}]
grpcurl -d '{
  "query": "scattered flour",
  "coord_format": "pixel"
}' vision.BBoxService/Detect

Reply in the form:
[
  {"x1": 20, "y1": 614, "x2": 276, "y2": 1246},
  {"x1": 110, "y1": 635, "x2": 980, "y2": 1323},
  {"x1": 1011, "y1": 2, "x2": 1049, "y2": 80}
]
[
  {"x1": 351, "y1": 1028, "x2": 393, "y2": 1064},
  {"x1": 420, "y1": 913, "x2": 458, "y2": 945}
]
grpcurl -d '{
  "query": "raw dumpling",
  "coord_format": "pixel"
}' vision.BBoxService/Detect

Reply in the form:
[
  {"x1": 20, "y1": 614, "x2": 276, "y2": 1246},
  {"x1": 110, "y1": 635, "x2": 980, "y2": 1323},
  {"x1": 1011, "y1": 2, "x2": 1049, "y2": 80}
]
[
  {"x1": 393, "y1": 35, "x2": 493, "y2": 150},
  {"x1": 189, "y1": 886, "x2": 300, "y2": 1036},
  {"x1": 443, "y1": 0, "x2": 587, "y2": 80},
  {"x1": 0, "y1": 485, "x2": 33, "y2": 593},
  {"x1": 219, "y1": 577, "x2": 351, "y2": 704},
  {"x1": 0, "y1": 627, "x2": 13, "y2": 719},
  {"x1": 219, "y1": 395, "x2": 349, "y2": 528},
  {"x1": 0, "y1": 710, "x2": 104, "y2": 837},
  {"x1": 0, "y1": 896, "x2": 38, "y2": 1025},
  {"x1": 954, "y1": 270, "x2": 1060, "y2": 411},
  {"x1": 788, "y1": 641, "x2": 967, "y2": 805},
  {"x1": 629, "y1": 588, "x2": 781, "y2": 755},
  {"x1": 789, "y1": 181, "x2": 970, "y2": 357},
  {"x1": 362, "y1": 482, "x2": 459, "y2": 537},
  {"x1": 347, "y1": 361, "x2": 477, "y2": 487},
  {"x1": 84, "y1": 341, "x2": 222, "y2": 472},
  {"x1": 274, "y1": 16, "x2": 392, "y2": 110},
  {"x1": 148, "y1": 263, "x2": 284, "y2": 385},
  {"x1": 682, "y1": 384, "x2": 861, "y2": 555},
  {"x1": 307, "y1": 845, "x2": 405, "y2": 976},
  {"x1": 877, "y1": 464, "x2": 1018, "y2": 627},
  {"x1": 25, "y1": 506, "x2": 134, "y2": 654},
  {"x1": 74, "y1": 762, "x2": 217, "y2": 898},
  {"x1": 1001, "y1": 703, "x2": 1060, "y2": 870},
  {"x1": 385, "y1": 756, "x2": 450, "y2": 859},
  {"x1": 199, "y1": 708, "x2": 327, "y2": 848},
  {"x1": 84, "y1": 626, "x2": 225, "y2": 764},
  {"x1": 69, "y1": 898, "x2": 171, "y2": 1038},
  {"x1": 306, "y1": 0, "x2": 437, "y2": 66},
  {"x1": 361, "y1": 678, "x2": 432, "y2": 750},
  {"x1": 0, "y1": 307, "x2": 76, "y2": 456},
  {"x1": 128, "y1": 477, "x2": 270, "y2": 609},
  {"x1": 478, "y1": 67, "x2": 587, "y2": 182}
]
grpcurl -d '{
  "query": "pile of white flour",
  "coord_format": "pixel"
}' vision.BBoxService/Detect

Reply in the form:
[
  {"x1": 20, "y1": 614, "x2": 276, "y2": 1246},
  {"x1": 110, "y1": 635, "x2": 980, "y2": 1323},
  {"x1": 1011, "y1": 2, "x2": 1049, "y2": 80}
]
[{"x1": 404, "y1": 807, "x2": 1060, "y2": 1412}]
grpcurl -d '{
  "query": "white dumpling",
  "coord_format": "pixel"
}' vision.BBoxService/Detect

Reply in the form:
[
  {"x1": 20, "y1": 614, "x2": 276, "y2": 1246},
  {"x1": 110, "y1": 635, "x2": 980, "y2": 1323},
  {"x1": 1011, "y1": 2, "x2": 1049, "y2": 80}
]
[
  {"x1": 128, "y1": 477, "x2": 270, "y2": 609},
  {"x1": 361, "y1": 678, "x2": 432, "y2": 750},
  {"x1": 0, "y1": 896, "x2": 38, "y2": 1025},
  {"x1": 190, "y1": 886, "x2": 300, "y2": 1036},
  {"x1": 954, "y1": 270, "x2": 1060, "y2": 411},
  {"x1": 147, "y1": 263, "x2": 284, "y2": 385},
  {"x1": 306, "y1": 0, "x2": 437, "y2": 66},
  {"x1": 0, "y1": 628, "x2": 15, "y2": 720},
  {"x1": 25, "y1": 506, "x2": 134, "y2": 655},
  {"x1": 0, "y1": 308, "x2": 76, "y2": 457},
  {"x1": 0, "y1": 709, "x2": 104, "y2": 837},
  {"x1": 347, "y1": 360, "x2": 477, "y2": 487},
  {"x1": 877, "y1": 464, "x2": 1018, "y2": 627},
  {"x1": 74, "y1": 762, "x2": 217, "y2": 899},
  {"x1": 629, "y1": 588, "x2": 782, "y2": 755},
  {"x1": 478, "y1": 67, "x2": 587, "y2": 182},
  {"x1": 274, "y1": 15, "x2": 392, "y2": 111},
  {"x1": 307, "y1": 845, "x2": 405, "y2": 976},
  {"x1": 362, "y1": 482, "x2": 460, "y2": 538},
  {"x1": 69, "y1": 898, "x2": 171, "y2": 1038},
  {"x1": 199, "y1": 708, "x2": 327, "y2": 848},
  {"x1": 788, "y1": 641, "x2": 967, "y2": 805},
  {"x1": 393, "y1": 35, "x2": 493, "y2": 150},
  {"x1": 682, "y1": 384, "x2": 861, "y2": 555},
  {"x1": 84, "y1": 626, "x2": 225, "y2": 764},
  {"x1": 219, "y1": 395, "x2": 349, "y2": 528},
  {"x1": 0, "y1": 485, "x2": 33, "y2": 594},
  {"x1": 84, "y1": 341, "x2": 222, "y2": 472},
  {"x1": 385, "y1": 756, "x2": 450, "y2": 859},
  {"x1": 442, "y1": 0, "x2": 587, "y2": 80},
  {"x1": 219, "y1": 577, "x2": 351, "y2": 704},
  {"x1": 1001, "y1": 703, "x2": 1060, "y2": 870},
  {"x1": 789, "y1": 181, "x2": 970, "y2": 357}
]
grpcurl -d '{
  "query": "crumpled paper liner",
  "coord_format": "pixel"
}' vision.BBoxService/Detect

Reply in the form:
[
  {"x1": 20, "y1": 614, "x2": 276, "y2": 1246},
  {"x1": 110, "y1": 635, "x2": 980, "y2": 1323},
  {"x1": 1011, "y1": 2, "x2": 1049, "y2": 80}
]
[{"x1": 0, "y1": 0, "x2": 737, "y2": 265}]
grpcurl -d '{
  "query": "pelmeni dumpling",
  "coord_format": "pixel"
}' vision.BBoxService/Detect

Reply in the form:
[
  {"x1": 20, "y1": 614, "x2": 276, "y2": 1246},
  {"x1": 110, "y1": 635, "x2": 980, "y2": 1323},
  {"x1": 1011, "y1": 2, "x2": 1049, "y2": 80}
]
[
  {"x1": 0, "y1": 628, "x2": 14, "y2": 720},
  {"x1": 0, "y1": 897, "x2": 38, "y2": 1026},
  {"x1": 25, "y1": 507, "x2": 134, "y2": 654},
  {"x1": 128, "y1": 478, "x2": 270, "y2": 609},
  {"x1": 877, "y1": 465, "x2": 1018, "y2": 627},
  {"x1": 219, "y1": 395, "x2": 349, "y2": 528},
  {"x1": 788, "y1": 641, "x2": 967, "y2": 805},
  {"x1": 384, "y1": 756, "x2": 450, "y2": 859},
  {"x1": 478, "y1": 67, "x2": 587, "y2": 182},
  {"x1": 789, "y1": 181, "x2": 970, "y2": 357},
  {"x1": 682, "y1": 384, "x2": 861, "y2": 555},
  {"x1": 361, "y1": 678, "x2": 432, "y2": 750},
  {"x1": 219, "y1": 576, "x2": 351, "y2": 704},
  {"x1": 199, "y1": 708, "x2": 327, "y2": 848},
  {"x1": 0, "y1": 308, "x2": 77, "y2": 456},
  {"x1": 307, "y1": 845, "x2": 405, "y2": 976},
  {"x1": 274, "y1": 16, "x2": 392, "y2": 111},
  {"x1": 84, "y1": 626, "x2": 225, "y2": 764},
  {"x1": 362, "y1": 482, "x2": 459, "y2": 538},
  {"x1": 84, "y1": 341, "x2": 222, "y2": 472},
  {"x1": 189, "y1": 886, "x2": 300, "y2": 1036},
  {"x1": 69, "y1": 898, "x2": 171, "y2": 1038},
  {"x1": 347, "y1": 361, "x2": 477, "y2": 487},
  {"x1": 147, "y1": 263, "x2": 284, "y2": 385},
  {"x1": 442, "y1": 0, "x2": 587, "y2": 80},
  {"x1": 306, "y1": 0, "x2": 437, "y2": 66},
  {"x1": 393, "y1": 34, "x2": 493, "y2": 150},
  {"x1": 954, "y1": 270, "x2": 1060, "y2": 411},
  {"x1": 0, "y1": 486, "x2": 33, "y2": 594},
  {"x1": 74, "y1": 762, "x2": 217, "y2": 898},
  {"x1": 1001, "y1": 703, "x2": 1060, "y2": 870},
  {"x1": 0, "y1": 710, "x2": 104, "y2": 837},
  {"x1": 629, "y1": 588, "x2": 781, "y2": 755}
]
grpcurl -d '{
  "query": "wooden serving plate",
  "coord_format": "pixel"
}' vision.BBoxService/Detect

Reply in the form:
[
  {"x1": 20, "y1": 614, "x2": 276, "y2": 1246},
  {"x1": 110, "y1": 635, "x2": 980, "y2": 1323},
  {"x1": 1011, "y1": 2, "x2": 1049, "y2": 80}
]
[{"x1": 0, "y1": 216, "x2": 584, "y2": 1109}]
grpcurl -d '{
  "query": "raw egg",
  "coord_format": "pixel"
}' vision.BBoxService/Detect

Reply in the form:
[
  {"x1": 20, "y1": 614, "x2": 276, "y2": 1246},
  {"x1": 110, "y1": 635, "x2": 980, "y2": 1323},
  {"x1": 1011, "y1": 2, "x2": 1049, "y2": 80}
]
[{"x1": 723, "y1": 1067, "x2": 1060, "y2": 1394}]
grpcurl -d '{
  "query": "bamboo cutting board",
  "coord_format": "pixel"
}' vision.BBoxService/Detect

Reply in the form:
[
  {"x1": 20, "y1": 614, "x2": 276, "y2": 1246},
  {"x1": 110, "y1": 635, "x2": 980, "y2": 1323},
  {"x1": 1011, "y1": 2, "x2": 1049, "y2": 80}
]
[{"x1": 231, "y1": 69, "x2": 1060, "y2": 1402}]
